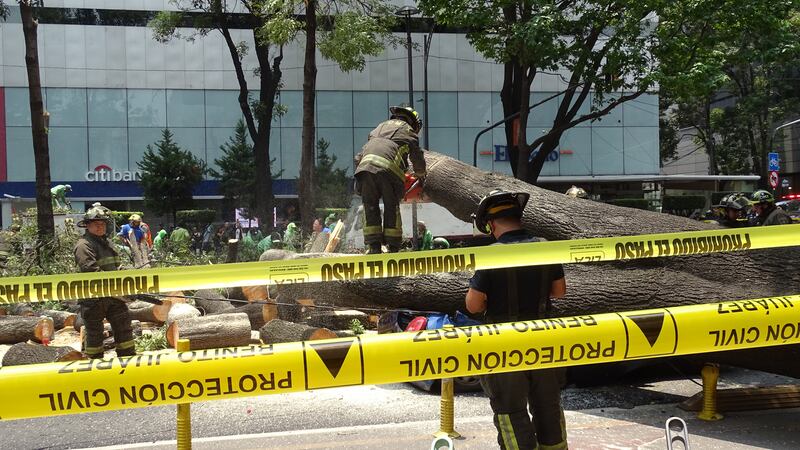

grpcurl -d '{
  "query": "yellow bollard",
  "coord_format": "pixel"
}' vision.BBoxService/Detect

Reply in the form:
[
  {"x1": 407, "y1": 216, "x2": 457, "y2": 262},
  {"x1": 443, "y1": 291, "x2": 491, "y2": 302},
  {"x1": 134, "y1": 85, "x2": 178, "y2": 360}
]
[
  {"x1": 434, "y1": 326, "x2": 461, "y2": 439},
  {"x1": 697, "y1": 363, "x2": 723, "y2": 421},
  {"x1": 176, "y1": 339, "x2": 192, "y2": 450},
  {"x1": 434, "y1": 377, "x2": 462, "y2": 439}
]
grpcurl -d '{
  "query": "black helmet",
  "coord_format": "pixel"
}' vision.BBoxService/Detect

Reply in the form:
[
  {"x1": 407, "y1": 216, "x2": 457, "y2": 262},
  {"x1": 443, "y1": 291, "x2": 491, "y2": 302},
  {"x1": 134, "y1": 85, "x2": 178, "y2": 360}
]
[
  {"x1": 751, "y1": 189, "x2": 775, "y2": 205},
  {"x1": 77, "y1": 202, "x2": 112, "y2": 228},
  {"x1": 471, "y1": 189, "x2": 529, "y2": 235},
  {"x1": 389, "y1": 105, "x2": 422, "y2": 133}
]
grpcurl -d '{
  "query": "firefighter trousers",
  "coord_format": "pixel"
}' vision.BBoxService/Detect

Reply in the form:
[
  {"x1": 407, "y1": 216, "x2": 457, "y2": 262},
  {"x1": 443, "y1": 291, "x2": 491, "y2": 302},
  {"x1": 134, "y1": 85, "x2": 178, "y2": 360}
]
[
  {"x1": 480, "y1": 368, "x2": 568, "y2": 450},
  {"x1": 80, "y1": 297, "x2": 136, "y2": 358},
  {"x1": 355, "y1": 171, "x2": 403, "y2": 249}
]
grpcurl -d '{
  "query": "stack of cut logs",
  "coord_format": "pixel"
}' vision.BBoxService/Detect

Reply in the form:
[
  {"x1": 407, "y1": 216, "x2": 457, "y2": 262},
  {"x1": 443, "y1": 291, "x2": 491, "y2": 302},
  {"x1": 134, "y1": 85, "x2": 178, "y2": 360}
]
[{"x1": 0, "y1": 283, "x2": 374, "y2": 368}]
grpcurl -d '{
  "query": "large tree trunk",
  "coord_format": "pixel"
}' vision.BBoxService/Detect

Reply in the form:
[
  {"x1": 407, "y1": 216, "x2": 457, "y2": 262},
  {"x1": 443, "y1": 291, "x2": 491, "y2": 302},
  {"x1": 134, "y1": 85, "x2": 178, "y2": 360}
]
[
  {"x1": 270, "y1": 151, "x2": 800, "y2": 376},
  {"x1": 2, "y1": 342, "x2": 84, "y2": 367},
  {"x1": 193, "y1": 289, "x2": 235, "y2": 315},
  {"x1": 167, "y1": 312, "x2": 252, "y2": 350},
  {"x1": 20, "y1": 1, "x2": 55, "y2": 245},
  {"x1": 38, "y1": 310, "x2": 77, "y2": 330},
  {"x1": 298, "y1": 0, "x2": 318, "y2": 232},
  {"x1": 225, "y1": 302, "x2": 278, "y2": 330},
  {"x1": 259, "y1": 319, "x2": 336, "y2": 344},
  {"x1": 0, "y1": 316, "x2": 54, "y2": 344}
]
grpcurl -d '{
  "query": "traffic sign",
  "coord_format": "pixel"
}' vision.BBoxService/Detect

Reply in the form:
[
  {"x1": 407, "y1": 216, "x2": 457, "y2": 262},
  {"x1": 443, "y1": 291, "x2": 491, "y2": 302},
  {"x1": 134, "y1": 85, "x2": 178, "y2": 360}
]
[
  {"x1": 782, "y1": 178, "x2": 790, "y2": 188},
  {"x1": 768, "y1": 152, "x2": 780, "y2": 171},
  {"x1": 769, "y1": 171, "x2": 779, "y2": 189}
]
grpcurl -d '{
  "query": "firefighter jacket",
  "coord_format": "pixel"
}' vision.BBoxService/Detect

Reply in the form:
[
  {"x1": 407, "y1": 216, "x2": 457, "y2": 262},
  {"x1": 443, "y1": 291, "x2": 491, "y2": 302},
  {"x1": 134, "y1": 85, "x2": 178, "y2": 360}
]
[
  {"x1": 355, "y1": 119, "x2": 426, "y2": 183},
  {"x1": 75, "y1": 232, "x2": 121, "y2": 273}
]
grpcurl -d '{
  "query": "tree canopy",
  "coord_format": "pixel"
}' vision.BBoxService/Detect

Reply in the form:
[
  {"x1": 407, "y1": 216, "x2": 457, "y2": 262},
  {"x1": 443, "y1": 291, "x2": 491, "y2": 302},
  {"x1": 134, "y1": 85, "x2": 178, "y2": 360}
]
[{"x1": 138, "y1": 129, "x2": 206, "y2": 223}]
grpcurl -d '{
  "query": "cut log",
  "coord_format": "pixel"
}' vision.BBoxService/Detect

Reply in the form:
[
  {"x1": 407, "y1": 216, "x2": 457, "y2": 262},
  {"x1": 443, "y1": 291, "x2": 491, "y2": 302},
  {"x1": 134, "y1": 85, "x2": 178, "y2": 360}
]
[
  {"x1": 225, "y1": 302, "x2": 278, "y2": 330},
  {"x1": 307, "y1": 310, "x2": 369, "y2": 330},
  {"x1": 309, "y1": 231, "x2": 330, "y2": 252},
  {"x1": 259, "y1": 319, "x2": 337, "y2": 344},
  {"x1": 166, "y1": 303, "x2": 201, "y2": 328},
  {"x1": 324, "y1": 220, "x2": 344, "y2": 253},
  {"x1": 193, "y1": 289, "x2": 235, "y2": 315},
  {"x1": 167, "y1": 312, "x2": 252, "y2": 350},
  {"x1": 0, "y1": 316, "x2": 55, "y2": 344},
  {"x1": 38, "y1": 310, "x2": 77, "y2": 330},
  {"x1": 1, "y1": 343, "x2": 85, "y2": 367},
  {"x1": 127, "y1": 299, "x2": 172, "y2": 324},
  {"x1": 6, "y1": 304, "x2": 34, "y2": 316},
  {"x1": 0, "y1": 306, "x2": 6, "y2": 316}
]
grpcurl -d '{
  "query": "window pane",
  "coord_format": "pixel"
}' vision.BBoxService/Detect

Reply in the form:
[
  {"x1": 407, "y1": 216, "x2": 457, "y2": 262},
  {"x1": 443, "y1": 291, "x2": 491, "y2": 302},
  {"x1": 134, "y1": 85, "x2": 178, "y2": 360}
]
[
  {"x1": 49, "y1": 127, "x2": 88, "y2": 181},
  {"x1": 46, "y1": 88, "x2": 87, "y2": 127},
  {"x1": 458, "y1": 92, "x2": 492, "y2": 128},
  {"x1": 623, "y1": 94, "x2": 658, "y2": 127},
  {"x1": 128, "y1": 128, "x2": 163, "y2": 170},
  {"x1": 280, "y1": 128, "x2": 301, "y2": 178},
  {"x1": 591, "y1": 127, "x2": 623, "y2": 175},
  {"x1": 428, "y1": 92, "x2": 458, "y2": 128},
  {"x1": 6, "y1": 127, "x2": 34, "y2": 181},
  {"x1": 88, "y1": 88, "x2": 127, "y2": 127},
  {"x1": 317, "y1": 91, "x2": 352, "y2": 128},
  {"x1": 529, "y1": 92, "x2": 560, "y2": 128},
  {"x1": 353, "y1": 92, "x2": 387, "y2": 128},
  {"x1": 170, "y1": 127, "x2": 207, "y2": 165},
  {"x1": 591, "y1": 92, "x2": 623, "y2": 127},
  {"x1": 317, "y1": 128, "x2": 354, "y2": 174},
  {"x1": 204, "y1": 90, "x2": 242, "y2": 129},
  {"x1": 559, "y1": 128, "x2": 592, "y2": 176},
  {"x1": 624, "y1": 127, "x2": 659, "y2": 174},
  {"x1": 278, "y1": 91, "x2": 302, "y2": 128},
  {"x1": 5, "y1": 88, "x2": 41, "y2": 127},
  {"x1": 433, "y1": 128, "x2": 460, "y2": 161},
  {"x1": 89, "y1": 128, "x2": 129, "y2": 171},
  {"x1": 127, "y1": 89, "x2": 167, "y2": 127},
  {"x1": 167, "y1": 90, "x2": 206, "y2": 127}
]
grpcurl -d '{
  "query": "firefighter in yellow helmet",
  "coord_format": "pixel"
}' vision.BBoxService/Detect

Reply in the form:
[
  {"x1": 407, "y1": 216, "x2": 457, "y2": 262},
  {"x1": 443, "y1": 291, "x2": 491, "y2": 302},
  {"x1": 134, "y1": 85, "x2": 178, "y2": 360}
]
[
  {"x1": 354, "y1": 105, "x2": 426, "y2": 253},
  {"x1": 74, "y1": 203, "x2": 136, "y2": 359},
  {"x1": 565, "y1": 185, "x2": 588, "y2": 199}
]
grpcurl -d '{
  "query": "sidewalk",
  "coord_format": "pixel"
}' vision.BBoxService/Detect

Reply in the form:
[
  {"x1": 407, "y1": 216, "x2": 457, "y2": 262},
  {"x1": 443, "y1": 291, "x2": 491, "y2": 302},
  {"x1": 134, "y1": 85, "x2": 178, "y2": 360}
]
[{"x1": 96, "y1": 403, "x2": 800, "y2": 450}]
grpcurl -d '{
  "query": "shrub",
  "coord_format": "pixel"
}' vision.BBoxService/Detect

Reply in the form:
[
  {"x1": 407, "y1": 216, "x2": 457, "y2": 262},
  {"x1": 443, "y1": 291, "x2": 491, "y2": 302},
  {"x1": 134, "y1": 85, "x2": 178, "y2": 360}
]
[
  {"x1": 176, "y1": 209, "x2": 217, "y2": 226},
  {"x1": 135, "y1": 327, "x2": 169, "y2": 352},
  {"x1": 662, "y1": 195, "x2": 706, "y2": 216}
]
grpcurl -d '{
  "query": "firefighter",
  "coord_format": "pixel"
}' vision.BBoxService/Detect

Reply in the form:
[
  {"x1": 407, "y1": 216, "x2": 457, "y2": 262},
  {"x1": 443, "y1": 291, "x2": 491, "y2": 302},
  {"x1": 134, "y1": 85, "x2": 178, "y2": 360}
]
[
  {"x1": 355, "y1": 105, "x2": 426, "y2": 254},
  {"x1": 467, "y1": 189, "x2": 568, "y2": 450},
  {"x1": 74, "y1": 203, "x2": 136, "y2": 359},
  {"x1": 565, "y1": 185, "x2": 588, "y2": 199},
  {"x1": 751, "y1": 190, "x2": 792, "y2": 225},
  {"x1": 717, "y1": 193, "x2": 750, "y2": 228}
]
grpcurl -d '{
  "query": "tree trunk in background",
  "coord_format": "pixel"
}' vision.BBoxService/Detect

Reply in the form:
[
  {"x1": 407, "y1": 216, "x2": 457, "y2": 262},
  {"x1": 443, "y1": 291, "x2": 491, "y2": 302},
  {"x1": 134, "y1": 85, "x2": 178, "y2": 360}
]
[
  {"x1": 20, "y1": 1, "x2": 55, "y2": 245},
  {"x1": 298, "y1": 0, "x2": 318, "y2": 232}
]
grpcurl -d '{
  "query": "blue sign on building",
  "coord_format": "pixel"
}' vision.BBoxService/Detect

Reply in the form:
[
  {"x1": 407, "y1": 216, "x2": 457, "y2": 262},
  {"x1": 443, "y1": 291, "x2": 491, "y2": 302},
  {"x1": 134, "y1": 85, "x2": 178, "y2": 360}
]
[{"x1": 768, "y1": 152, "x2": 780, "y2": 172}]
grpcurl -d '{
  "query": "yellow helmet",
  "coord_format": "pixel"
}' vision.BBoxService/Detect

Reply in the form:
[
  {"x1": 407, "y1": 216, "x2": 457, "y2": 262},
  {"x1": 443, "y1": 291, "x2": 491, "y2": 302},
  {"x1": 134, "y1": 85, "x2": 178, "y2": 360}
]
[{"x1": 129, "y1": 214, "x2": 142, "y2": 222}]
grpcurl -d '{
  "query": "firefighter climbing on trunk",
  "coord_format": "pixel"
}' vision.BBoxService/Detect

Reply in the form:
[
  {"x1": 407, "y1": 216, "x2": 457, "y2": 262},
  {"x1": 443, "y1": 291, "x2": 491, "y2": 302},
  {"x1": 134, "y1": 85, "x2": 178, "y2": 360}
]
[{"x1": 355, "y1": 105, "x2": 426, "y2": 254}]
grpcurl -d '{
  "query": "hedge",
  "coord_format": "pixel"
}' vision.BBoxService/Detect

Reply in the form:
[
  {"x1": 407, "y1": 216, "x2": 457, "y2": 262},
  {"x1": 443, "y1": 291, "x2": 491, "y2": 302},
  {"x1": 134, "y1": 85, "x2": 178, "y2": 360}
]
[
  {"x1": 662, "y1": 195, "x2": 706, "y2": 212},
  {"x1": 607, "y1": 198, "x2": 651, "y2": 210},
  {"x1": 176, "y1": 209, "x2": 217, "y2": 225}
]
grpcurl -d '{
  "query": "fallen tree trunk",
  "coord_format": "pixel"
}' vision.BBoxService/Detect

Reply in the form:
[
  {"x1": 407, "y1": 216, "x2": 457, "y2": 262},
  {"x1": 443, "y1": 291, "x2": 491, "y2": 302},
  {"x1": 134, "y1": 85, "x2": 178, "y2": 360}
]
[
  {"x1": 0, "y1": 316, "x2": 54, "y2": 344},
  {"x1": 127, "y1": 300, "x2": 172, "y2": 324},
  {"x1": 259, "y1": 319, "x2": 337, "y2": 344},
  {"x1": 193, "y1": 289, "x2": 235, "y2": 315},
  {"x1": 306, "y1": 310, "x2": 369, "y2": 330},
  {"x1": 5, "y1": 304, "x2": 34, "y2": 316},
  {"x1": 38, "y1": 310, "x2": 76, "y2": 330},
  {"x1": 167, "y1": 312, "x2": 252, "y2": 350},
  {"x1": 1, "y1": 343, "x2": 84, "y2": 366}
]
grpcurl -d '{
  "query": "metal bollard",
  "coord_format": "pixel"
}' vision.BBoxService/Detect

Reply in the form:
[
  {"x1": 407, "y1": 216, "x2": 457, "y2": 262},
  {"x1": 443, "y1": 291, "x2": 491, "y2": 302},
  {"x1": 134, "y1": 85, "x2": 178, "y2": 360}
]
[
  {"x1": 434, "y1": 325, "x2": 461, "y2": 439},
  {"x1": 176, "y1": 339, "x2": 192, "y2": 450},
  {"x1": 665, "y1": 417, "x2": 690, "y2": 450},
  {"x1": 434, "y1": 377, "x2": 462, "y2": 439},
  {"x1": 697, "y1": 363, "x2": 723, "y2": 421}
]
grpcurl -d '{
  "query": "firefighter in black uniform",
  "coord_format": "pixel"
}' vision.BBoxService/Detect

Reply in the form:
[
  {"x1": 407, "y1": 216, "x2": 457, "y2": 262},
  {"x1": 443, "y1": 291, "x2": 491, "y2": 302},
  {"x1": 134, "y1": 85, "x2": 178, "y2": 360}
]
[
  {"x1": 355, "y1": 106, "x2": 426, "y2": 254},
  {"x1": 74, "y1": 203, "x2": 136, "y2": 359},
  {"x1": 466, "y1": 190, "x2": 568, "y2": 450}
]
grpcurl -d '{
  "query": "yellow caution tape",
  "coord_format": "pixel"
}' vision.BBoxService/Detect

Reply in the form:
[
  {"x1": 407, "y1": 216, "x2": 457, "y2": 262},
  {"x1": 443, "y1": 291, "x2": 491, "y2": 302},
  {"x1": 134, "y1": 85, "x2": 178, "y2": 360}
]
[
  {"x1": 0, "y1": 294, "x2": 798, "y2": 420},
  {"x1": 0, "y1": 224, "x2": 798, "y2": 304}
]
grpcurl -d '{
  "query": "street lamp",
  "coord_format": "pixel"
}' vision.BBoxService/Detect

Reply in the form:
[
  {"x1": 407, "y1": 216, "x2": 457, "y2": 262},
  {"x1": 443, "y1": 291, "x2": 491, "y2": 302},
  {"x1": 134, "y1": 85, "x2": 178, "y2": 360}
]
[{"x1": 395, "y1": 5, "x2": 419, "y2": 108}]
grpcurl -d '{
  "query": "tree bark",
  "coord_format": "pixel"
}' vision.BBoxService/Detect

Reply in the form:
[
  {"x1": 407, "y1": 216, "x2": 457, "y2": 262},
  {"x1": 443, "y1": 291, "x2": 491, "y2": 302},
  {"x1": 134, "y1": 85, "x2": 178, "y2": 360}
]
[
  {"x1": 306, "y1": 310, "x2": 369, "y2": 331},
  {"x1": 299, "y1": 0, "x2": 318, "y2": 232},
  {"x1": 1, "y1": 343, "x2": 84, "y2": 367},
  {"x1": 223, "y1": 302, "x2": 277, "y2": 330},
  {"x1": 193, "y1": 289, "x2": 235, "y2": 315},
  {"x1": 20, "y1": 1, "x2": 55, "y2": 245},
  {"x1": 38, "y1": 310, "x2": 76, "y2": 330},
  {"x1": 127, "y1": 300, "x2": 172, "y2": 324},
  {"x1": 165, "y1": 303, "x2": 201, "y2": 328},
  {"x1": 259, "y1": 319, "x2": 336, "y2": 344},
  {"x1": 167, "y1": 312, "x2": 252, "y2": 350},
  {"x1": 0, "y1": 315, "x2": 54, "y2": 344}
]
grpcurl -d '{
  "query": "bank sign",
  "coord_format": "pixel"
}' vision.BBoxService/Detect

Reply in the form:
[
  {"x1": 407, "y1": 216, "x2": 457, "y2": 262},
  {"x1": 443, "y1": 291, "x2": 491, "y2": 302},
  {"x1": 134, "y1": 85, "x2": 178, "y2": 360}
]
[{"x1": 85, "y1": 165, "x2": 142, "y2": 182}]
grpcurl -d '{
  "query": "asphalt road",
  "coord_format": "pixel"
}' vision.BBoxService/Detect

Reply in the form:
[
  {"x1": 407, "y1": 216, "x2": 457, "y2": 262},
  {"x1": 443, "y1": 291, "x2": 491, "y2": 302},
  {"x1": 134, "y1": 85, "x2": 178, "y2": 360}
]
[{"x1": 1, "y1": 363, "x2": 795, "y2": 449}]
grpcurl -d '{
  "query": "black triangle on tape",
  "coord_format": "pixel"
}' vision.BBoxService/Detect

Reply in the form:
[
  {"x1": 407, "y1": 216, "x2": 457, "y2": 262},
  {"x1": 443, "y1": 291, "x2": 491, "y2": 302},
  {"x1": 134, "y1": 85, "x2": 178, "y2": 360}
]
[
  {"x1": 309, "y1": 340, "x2": 354, "y2": 379},
  {"x1": 626, "y1": 312, "x2": 665, "y2": 347}
]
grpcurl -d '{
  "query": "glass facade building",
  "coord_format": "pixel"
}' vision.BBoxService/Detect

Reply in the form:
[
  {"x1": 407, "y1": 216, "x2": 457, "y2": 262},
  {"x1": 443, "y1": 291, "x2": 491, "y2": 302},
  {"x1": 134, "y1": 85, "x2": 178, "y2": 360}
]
[{"x1": 0, "y1": 2, "x2": 659, "y2": 224}]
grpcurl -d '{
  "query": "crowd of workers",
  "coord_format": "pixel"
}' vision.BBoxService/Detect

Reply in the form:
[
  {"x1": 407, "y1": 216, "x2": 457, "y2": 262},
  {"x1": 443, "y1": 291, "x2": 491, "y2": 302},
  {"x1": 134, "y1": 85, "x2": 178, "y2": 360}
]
[{"x1": 706, "y1": 190, "x2": 793, "y2": 227}]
